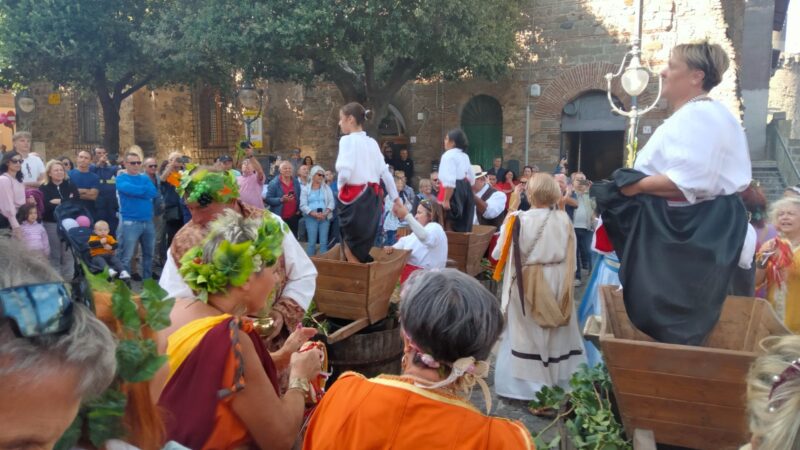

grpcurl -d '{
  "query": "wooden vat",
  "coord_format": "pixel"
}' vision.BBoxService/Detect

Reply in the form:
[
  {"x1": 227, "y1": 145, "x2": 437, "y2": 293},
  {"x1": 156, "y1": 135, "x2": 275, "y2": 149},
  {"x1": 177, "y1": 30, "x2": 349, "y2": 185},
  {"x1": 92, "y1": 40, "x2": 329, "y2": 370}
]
[
  {"x1": 311, "y1": 244, "x2": 409, "y2": 324},
  {"x1": 446, "y1": 224, "x2": 496, "y2": 277},
  {"x1": 599, "y1": 286, "x2": 789, "y2": 450}
]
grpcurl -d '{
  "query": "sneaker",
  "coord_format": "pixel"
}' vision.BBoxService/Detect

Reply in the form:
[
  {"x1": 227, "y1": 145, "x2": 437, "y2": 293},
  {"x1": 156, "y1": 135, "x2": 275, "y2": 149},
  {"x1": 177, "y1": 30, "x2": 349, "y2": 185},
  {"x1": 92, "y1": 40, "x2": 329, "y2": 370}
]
[
  {"x1": 120, "y1": 270, "x2": 131, "y2": 280},
  {"x1": 573, "y1": 279, "x2": 582, "y2": 287},
  {"x1": 108, "y1": 268, "x2": 118, "y2": 278}
]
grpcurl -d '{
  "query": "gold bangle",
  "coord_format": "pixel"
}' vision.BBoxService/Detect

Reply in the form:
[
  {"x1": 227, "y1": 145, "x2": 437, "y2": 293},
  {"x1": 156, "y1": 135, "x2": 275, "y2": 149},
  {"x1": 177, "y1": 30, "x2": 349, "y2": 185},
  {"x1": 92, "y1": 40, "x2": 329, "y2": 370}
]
[{"x1": 288, "y1": 377, "x2": 314, "y2": 404}]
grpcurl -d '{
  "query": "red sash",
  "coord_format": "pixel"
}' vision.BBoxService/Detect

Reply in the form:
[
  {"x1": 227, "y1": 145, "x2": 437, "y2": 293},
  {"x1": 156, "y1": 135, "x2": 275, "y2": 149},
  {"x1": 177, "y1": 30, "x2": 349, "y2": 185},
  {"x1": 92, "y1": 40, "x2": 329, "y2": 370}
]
[
  {"x1": 400, "y1": 264, "x2": 423, "y2": 283},
  {"x1": 339, "y1": 183, "x2": 382, "y2": 203}
]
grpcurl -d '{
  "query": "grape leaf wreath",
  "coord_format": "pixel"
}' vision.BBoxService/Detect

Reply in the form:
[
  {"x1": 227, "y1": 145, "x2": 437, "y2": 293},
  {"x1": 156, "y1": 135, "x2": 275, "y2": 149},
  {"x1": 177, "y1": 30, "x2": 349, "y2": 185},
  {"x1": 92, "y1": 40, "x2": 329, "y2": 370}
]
[{"x1": 176, "y1": 164, "x2": 240, "y2": 206}]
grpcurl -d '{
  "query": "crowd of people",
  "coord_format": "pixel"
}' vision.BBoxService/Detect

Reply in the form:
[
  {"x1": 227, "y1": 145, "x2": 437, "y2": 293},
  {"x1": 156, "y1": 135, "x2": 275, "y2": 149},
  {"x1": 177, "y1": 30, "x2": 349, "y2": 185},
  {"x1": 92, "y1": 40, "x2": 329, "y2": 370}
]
[{"x1": 4, "y1": 39, "x2": 800, "y2": 450}]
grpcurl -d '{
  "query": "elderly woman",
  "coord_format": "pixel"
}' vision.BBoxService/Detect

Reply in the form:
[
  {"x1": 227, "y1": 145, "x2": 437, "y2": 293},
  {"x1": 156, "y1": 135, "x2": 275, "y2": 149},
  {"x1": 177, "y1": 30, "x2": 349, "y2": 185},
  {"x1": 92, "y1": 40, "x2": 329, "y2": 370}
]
[
  {"x1": 0, "y1": 239, "x2": 117, "y2": 449},
  {"x1": 744, "y1": 335, "x2": 800, "y2": 450},
  {"x1": 384, "y1": 199, "x2": 448, "y2": 283},
  {"x1": 300, "y1": 165, "x2": 335, "y2": 255},
  {"x1": 155, "y1": 210, "x2": 323, "y2": 450},
  {"x1": 0, "y1": 151, "x2": 27, "y2": 239},
  {"x1": 755, "y1": 197, "x2": 800, "y2": 333},
  {"x1": 596, "y1": 40, "x2": 752, "y2": 345},
  {"x1": 492, "y1": 173, "x2": 586, "y2": 399},
  {"x1": 38, "y1": 159, "x2": 80, "y2": 279},
  {"x1": 303, "y1": 269, "x2": 534, "y2": 449}
]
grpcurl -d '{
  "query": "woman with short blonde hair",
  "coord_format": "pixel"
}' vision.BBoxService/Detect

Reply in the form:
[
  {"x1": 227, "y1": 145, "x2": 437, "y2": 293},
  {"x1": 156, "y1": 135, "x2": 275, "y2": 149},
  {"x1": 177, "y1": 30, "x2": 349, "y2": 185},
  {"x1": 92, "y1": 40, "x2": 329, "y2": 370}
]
[
  {"x1": 38, "y1": 159, "x2": 80, "y2": 279},
  {"x1": 491, "y1": 172, "x2": 586, "y2": 399}
]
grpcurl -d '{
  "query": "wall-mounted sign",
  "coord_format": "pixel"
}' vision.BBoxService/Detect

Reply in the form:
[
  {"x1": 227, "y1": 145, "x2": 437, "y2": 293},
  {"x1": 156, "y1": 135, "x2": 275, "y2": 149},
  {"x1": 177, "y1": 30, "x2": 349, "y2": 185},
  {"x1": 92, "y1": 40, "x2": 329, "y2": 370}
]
[{"x1": 48, "y1": 93, "x2": 62, "y2": 105}]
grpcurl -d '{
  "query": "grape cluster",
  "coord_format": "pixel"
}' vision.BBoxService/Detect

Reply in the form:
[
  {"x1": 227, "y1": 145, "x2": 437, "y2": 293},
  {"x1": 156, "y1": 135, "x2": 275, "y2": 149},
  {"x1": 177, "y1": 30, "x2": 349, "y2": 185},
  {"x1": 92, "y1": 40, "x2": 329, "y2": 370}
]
[{"x1": 198, "y1": 192, "x2": 214, "y2": 207}]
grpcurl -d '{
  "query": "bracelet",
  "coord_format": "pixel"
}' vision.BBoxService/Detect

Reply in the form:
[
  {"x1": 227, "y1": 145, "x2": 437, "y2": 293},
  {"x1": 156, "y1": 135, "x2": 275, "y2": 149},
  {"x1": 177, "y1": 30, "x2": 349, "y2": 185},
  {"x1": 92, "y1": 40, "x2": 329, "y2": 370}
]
[{"x1": 287, "y1": 377, "x2": 314, "y2": 404}]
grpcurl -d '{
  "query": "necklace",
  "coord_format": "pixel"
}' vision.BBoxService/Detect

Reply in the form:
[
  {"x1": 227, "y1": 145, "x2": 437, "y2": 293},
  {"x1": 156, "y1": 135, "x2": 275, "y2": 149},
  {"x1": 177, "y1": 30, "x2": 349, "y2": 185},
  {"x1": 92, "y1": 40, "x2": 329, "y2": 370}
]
[{"x1": 686, "y1": 94, "x2": 709, "y2": 105}]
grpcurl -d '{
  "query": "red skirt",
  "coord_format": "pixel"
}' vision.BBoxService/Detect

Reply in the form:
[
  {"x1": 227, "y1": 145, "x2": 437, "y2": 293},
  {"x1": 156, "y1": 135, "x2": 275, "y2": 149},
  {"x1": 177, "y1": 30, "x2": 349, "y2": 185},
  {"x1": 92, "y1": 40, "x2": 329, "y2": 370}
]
[{"x1": 400, "y1": 263, "x2": 423, "y2": 284}]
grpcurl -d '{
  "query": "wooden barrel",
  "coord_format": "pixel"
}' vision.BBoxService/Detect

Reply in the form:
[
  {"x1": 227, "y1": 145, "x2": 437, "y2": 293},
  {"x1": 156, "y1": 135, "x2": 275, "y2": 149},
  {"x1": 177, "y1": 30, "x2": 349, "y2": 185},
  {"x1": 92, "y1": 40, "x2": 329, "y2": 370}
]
[{"x1": 326, "y1": 318, "x2": 403, "y2": 383}]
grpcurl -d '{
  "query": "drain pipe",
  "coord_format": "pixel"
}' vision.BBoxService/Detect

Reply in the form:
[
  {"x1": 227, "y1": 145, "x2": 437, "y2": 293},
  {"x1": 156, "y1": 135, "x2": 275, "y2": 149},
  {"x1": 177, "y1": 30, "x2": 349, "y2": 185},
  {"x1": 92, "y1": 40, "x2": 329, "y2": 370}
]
[{"x1": 525, "y1": 84, "x2": 541, "y2": 166}]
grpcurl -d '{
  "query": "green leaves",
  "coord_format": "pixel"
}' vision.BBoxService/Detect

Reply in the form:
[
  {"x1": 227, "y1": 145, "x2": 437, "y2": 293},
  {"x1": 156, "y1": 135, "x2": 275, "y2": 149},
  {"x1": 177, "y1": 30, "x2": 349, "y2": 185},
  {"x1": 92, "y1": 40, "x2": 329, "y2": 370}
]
[
  {"x1": 140, "y1": 279, "x2": 175, "y2": 331},
  {"x1": 85, "y1": 390, "x2": 127, "y2": 447},
  {"x1": 112, "y1": 280, "x2": 141, "y2": 331},
  {"x1": 530, "y1": 364, "x2": 631, "y2": 450},
  {"x1": 116, "y1": 338, "x2": 168, "y2": 383}
]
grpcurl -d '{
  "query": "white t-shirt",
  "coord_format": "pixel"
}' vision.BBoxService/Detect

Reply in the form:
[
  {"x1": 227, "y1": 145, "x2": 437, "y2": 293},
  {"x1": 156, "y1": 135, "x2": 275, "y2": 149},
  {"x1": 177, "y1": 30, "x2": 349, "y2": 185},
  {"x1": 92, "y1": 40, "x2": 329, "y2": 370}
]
[
  {"x1": 21, "y1": 154, "x2": 45, "y2": 184},
  {"x1": 634, "y1": 99, "x2": 750, "y2": 204},
  {"x1": 438, "y1": 148, "x2": 474, "y2": 188},
  {"x1": 336, "y1": 131, "x2": 398, "y2": 200},
  {"x1": 393, "y1": 222, "x2": 448, "y2": 270},
  {"x1": 473, "y1": 183, "x2": 507, "y2": 225}
]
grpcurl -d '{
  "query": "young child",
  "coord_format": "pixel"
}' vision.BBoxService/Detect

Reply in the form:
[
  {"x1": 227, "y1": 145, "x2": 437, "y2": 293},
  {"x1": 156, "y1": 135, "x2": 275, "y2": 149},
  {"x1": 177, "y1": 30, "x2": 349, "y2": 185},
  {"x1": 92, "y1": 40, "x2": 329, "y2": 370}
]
[
  {"x1": 16, "y1": 204, "x2": 49, "y2": 259},
  {"x1": 88, "y1": 220, "x2": 130, "y2": 279},
  {"x1": 335, "y1": 102, "x2": 400, "y2": 263}
]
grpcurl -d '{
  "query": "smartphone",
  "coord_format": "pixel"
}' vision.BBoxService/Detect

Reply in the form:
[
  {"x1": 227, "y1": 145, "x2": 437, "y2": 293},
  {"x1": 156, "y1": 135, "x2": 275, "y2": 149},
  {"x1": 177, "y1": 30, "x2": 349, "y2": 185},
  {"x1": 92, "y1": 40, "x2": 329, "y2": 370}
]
[{"x1": 316, "y1": 208, "x2": 323, "y2": 213}]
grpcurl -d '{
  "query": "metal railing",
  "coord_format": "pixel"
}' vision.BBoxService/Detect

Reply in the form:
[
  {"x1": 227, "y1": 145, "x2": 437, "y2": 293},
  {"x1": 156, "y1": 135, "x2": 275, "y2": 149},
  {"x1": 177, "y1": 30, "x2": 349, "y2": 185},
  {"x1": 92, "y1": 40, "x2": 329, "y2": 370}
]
[{"x1": 769, "y1": 120, "x2": 800, "y2": 188}]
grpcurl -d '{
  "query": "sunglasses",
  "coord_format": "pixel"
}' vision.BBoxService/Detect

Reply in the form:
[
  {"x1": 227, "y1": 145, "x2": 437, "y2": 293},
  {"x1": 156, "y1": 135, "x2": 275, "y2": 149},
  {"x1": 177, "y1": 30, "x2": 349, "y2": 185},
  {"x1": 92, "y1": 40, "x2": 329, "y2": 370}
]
[
  {"x1": 128, "y1": 161, "x2": 142, "y2": 165},
  {"x1": 9, "y1": 158, "x2": 22, "y2": 164},
  {"x1": 147, "y1": 164, "x2": 157, "y2": 168},
  {"x1": 0, "y1": 282, "x2": 89, "y2": 338},
  {"x1": 315, "y1": 173, "x2": 325, "y2": 177}
]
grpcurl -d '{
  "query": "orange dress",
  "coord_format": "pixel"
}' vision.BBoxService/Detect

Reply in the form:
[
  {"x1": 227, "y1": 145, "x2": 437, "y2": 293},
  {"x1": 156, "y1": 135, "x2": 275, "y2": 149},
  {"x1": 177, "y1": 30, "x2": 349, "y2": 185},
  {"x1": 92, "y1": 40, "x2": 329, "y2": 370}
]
[{"x1": 303, "y1": 372, "x2": 534, "y2": 450}]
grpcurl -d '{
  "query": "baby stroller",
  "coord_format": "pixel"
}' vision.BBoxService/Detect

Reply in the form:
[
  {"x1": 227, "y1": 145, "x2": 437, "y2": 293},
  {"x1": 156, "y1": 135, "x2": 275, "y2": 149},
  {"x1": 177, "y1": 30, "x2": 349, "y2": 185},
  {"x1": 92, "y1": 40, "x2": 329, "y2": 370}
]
[{"x1": 54, "y1": 201, "x2": 96, "y2": 290}]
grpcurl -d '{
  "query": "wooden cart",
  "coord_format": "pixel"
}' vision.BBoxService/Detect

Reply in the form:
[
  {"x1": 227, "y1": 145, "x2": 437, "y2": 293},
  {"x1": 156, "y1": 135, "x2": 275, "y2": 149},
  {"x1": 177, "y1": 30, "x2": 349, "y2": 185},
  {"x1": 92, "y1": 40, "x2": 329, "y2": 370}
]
[
  {"x1": 446, "y1": 224, "x2": 496, "y2": 277},
  {"x1": 311, "y1": 245, "x2": 409, "y2": 341},
  {"x1": 599, "y1": 286, "x2": 789, "y2": 450}
]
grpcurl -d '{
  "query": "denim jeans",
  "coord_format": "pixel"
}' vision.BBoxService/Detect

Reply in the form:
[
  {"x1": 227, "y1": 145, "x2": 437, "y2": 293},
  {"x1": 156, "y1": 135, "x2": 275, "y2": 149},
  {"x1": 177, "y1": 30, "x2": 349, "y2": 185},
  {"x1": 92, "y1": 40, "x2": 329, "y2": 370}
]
[
  {"x1": 574, "y1": 227, "x2": 593, "y2": 280},
  {"x1": 304, "y1": 215, "x2": 330, "y2": 256},
  {"x1": 119, "y1": 219, "x2": 155, "y2": 279},
  {"x1": 384, "y1": 229, "x2": 397, "y2": 247}
]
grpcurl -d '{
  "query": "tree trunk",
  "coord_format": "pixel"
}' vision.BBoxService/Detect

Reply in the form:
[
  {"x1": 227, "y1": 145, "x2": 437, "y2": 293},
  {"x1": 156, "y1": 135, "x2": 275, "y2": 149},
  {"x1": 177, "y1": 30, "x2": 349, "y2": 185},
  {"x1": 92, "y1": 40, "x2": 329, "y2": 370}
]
[{"x1": 97, "y1": 91, "x2": 121, "y2": 160}]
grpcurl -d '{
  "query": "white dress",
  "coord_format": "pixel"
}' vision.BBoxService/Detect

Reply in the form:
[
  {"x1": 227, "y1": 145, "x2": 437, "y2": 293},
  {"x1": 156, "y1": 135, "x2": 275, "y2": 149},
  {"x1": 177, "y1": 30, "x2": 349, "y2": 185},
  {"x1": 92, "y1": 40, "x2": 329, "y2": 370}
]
[
  {"x1": 392, "y1": 222, "x2": 448, "y2": 270},
  {"x1": 492, "y1": 208, "x2": 587, "y2": 399}
]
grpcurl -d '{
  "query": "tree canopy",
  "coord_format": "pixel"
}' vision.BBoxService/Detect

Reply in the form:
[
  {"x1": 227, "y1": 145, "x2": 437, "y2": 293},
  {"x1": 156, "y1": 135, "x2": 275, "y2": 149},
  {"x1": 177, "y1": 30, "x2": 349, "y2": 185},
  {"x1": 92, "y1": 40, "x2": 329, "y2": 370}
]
[
  {"x1": 152, "y1": 0, "x2": 524, "y2": 133},
  {"x1": 0, "y1": 0, "x2": 176, "y2": 155}
]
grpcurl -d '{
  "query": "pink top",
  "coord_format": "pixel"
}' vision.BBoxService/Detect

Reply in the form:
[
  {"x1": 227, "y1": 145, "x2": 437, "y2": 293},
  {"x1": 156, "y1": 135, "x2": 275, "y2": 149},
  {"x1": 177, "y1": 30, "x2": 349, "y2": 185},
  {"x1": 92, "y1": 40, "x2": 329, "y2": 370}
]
[
  {"x1": 20, "y1": 222, "x2": 49, "y2": 256},
  {"x1": 237, "y1": 172, "x2": 264, "y2": 209},
  {"x1": 0, "y1": 173, "x2": 26, "y2": 228}
]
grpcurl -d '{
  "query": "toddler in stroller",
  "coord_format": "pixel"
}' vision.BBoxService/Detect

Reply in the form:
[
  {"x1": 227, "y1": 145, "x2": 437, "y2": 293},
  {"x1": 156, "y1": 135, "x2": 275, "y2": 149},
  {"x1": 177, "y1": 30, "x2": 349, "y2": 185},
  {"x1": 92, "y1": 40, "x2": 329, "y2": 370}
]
[
  {"x1": 54, "y1": 202, "x2": 122, "y2": 281},
  {"x1": 88, "y1": 220, "x2": 130, "y2": 279}
]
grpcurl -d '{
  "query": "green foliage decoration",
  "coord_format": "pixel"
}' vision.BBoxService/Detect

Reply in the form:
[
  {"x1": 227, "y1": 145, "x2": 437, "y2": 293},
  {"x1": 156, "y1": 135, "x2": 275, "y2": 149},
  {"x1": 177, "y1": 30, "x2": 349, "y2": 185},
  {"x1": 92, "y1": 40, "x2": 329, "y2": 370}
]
[
  {"x1": 179, "y1": 211, "x2": 285, "y2": 302},
  {"x1": 176, "y1": 165, "x2": 240, "y2": 206},
  {"x1": 54, "y1": 269, "x2": 174, "y2": 450},
  {"x1": 530, "y1": 364, "x2": 631, "y2": 450}
]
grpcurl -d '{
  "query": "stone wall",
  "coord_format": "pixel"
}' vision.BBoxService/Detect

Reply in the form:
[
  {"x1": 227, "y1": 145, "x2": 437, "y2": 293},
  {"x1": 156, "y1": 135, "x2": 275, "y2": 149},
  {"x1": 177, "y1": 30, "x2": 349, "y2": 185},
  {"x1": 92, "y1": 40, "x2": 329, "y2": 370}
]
[{"x1": 770, "y1": 53, "x2": 800, "y2": 140}]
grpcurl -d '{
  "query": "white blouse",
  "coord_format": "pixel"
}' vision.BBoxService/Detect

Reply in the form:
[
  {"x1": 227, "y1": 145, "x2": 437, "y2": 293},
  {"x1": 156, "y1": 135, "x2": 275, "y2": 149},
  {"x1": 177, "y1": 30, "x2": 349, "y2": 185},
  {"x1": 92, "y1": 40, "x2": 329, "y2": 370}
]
[
  {"x1": 634, "y1": 99, "x2": 751, "y2": 204},
  {"x1": 336, "y1": 131, "x2": 399, "y2": 200},
  {"x1": 393, "y1": 221, "x2": 448, "y2": 270},
  {"x1": 438, "y1": 148, "x2": 474, "y2": 188}
]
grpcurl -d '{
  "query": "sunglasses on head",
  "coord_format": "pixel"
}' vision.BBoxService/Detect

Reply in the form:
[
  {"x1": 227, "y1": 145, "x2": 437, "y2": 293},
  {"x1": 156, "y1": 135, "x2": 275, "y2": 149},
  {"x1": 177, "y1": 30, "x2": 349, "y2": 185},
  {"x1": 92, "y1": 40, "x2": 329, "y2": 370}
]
[{"x1": 0, "y1": 282, "x2": 90, "y2": 338}]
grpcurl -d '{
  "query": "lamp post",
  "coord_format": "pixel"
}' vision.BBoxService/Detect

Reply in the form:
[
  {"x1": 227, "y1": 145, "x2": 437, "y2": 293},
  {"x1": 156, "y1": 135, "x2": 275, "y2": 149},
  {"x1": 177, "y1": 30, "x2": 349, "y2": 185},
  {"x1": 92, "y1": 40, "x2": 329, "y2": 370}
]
[
  {"x1": 14, "y1": 89, "x2": 35, "y2": 132},
  {"x1": 605, "y1": 0, "x2": 662, "y2": 168},
  {"x1": 236, "y1": 80, "x2": 263, "y2": 142}
]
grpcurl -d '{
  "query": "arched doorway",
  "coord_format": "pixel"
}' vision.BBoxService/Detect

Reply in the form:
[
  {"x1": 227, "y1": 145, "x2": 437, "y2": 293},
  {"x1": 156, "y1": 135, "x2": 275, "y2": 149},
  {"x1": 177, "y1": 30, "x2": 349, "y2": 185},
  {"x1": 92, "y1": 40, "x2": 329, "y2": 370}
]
[
  {"x1": 561, "y1": 91, "x2": 626, "y2": 180},
  {"x1": 461, "y1": 95, "x2": 502, "y2": 171},
  {"x1": 377, "y1": 105, "x2": 409, "y2": 153}
]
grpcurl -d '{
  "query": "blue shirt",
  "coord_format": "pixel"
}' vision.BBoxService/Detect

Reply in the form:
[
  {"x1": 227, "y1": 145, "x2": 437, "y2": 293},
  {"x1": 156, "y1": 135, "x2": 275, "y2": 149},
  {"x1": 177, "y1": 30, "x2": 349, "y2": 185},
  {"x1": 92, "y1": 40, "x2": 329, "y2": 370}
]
[
  {"x1": 90, "y1": 164, "x2": 120, "y2": 211},
  {"x1": 116, "y1": 173, "x2": 158, "y2": 221},
  {"x1": 68, "y1": 169, "x2": 101, "y2": 212},
  {"x1": 307, "y1": 187, "x2": 326, "y2": 212}
]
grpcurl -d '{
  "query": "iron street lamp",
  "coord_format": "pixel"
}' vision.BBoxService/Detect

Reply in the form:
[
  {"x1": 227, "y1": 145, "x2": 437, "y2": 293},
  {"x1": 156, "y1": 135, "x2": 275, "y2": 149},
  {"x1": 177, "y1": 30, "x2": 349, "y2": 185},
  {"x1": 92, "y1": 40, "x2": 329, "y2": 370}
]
[
  {"x1": 236, "y1": 80, "x2": 264, "y2": 142},
  {"x1": 605, "y1": 0, "x2": 662, "y2": 168}
]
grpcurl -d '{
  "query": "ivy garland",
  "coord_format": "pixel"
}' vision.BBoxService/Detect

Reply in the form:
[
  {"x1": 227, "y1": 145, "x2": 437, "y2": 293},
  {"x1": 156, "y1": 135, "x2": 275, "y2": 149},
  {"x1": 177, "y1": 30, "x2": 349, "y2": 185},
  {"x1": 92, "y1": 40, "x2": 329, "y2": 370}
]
[
  {"x1": 176, "y1": 164, "x2": 239, "y2": 206},
  {"x1": 179, "y1": 212, "x2": 285, "y2": 302}
]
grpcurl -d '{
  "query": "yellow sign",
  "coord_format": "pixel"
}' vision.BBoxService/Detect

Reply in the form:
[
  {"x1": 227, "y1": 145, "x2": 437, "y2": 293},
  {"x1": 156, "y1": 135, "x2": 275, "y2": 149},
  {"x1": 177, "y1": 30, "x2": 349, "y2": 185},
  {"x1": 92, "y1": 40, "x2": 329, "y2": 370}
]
[
  {"x1": 48, "y1": 93, "x2": 61, "y2": 105},
  {"x1": 243, "y1": 108, "x2": 260, "y2": 119}
]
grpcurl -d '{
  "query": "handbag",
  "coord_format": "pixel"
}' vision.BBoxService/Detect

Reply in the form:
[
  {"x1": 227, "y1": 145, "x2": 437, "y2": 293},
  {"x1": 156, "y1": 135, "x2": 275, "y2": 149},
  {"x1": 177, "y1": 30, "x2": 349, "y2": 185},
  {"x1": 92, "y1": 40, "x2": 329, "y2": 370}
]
[{"x1": 511, "y1": 211, "x2": 575, "y2": 328}]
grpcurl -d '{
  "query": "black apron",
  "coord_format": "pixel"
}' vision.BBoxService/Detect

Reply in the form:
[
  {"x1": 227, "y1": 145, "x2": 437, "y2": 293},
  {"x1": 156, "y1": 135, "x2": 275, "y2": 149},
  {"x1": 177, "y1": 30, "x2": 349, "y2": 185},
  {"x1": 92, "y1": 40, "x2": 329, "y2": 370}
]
[
  {"x1": 447, "y1": 179, "x2": 475, "y2": 233},
  {"x1": 592, "y1": 169, "x2": 748, "y2": 345},
  {"x1": 337, "y1": 186, "x2": 382, "y2": 263}
]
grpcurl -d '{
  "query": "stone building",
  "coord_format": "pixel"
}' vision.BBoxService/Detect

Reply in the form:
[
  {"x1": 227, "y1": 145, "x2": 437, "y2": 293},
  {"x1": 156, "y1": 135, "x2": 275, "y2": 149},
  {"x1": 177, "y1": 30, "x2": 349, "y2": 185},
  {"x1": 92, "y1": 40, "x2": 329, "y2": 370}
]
[{"x1": 22, "y1": 0, "x2": 794, "y2": 182}]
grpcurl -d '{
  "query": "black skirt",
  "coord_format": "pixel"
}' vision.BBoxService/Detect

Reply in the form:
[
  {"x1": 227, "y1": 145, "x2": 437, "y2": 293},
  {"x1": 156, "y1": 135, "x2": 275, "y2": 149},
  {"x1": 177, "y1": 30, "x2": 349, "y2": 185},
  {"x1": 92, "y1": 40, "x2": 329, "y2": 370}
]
[
  {"x1": 447, "y1": 179, "x2": 475, "y2": 233},
  {"x1": 337, "y1": 187, "x2": 382, "y2": 263}
]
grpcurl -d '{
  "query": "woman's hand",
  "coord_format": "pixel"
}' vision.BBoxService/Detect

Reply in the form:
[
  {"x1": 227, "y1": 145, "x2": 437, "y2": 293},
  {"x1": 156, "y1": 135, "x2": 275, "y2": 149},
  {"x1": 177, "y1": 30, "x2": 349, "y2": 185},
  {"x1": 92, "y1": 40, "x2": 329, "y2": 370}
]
[
  {"x1": 384, "y1": 246, "x2": 394, "y2": 255},
  {"x1": 282, "y1": 326, "x2": 318, "y2": 354},
  {"x1": 392, "y1": 201, "x2": 408, "y2": 218},
  {"x1": 50, "y1": 198, "x2": 61, "y2": 205},
  {"x1": 289, "y1": 347, "x2": 323, "y2": 380},
  {"x1": 441, "y1": 199, "x2": 451, "y2": 211},
  {"x1": 12, "y1": 227, "x2": 22, "y2": 240}
]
